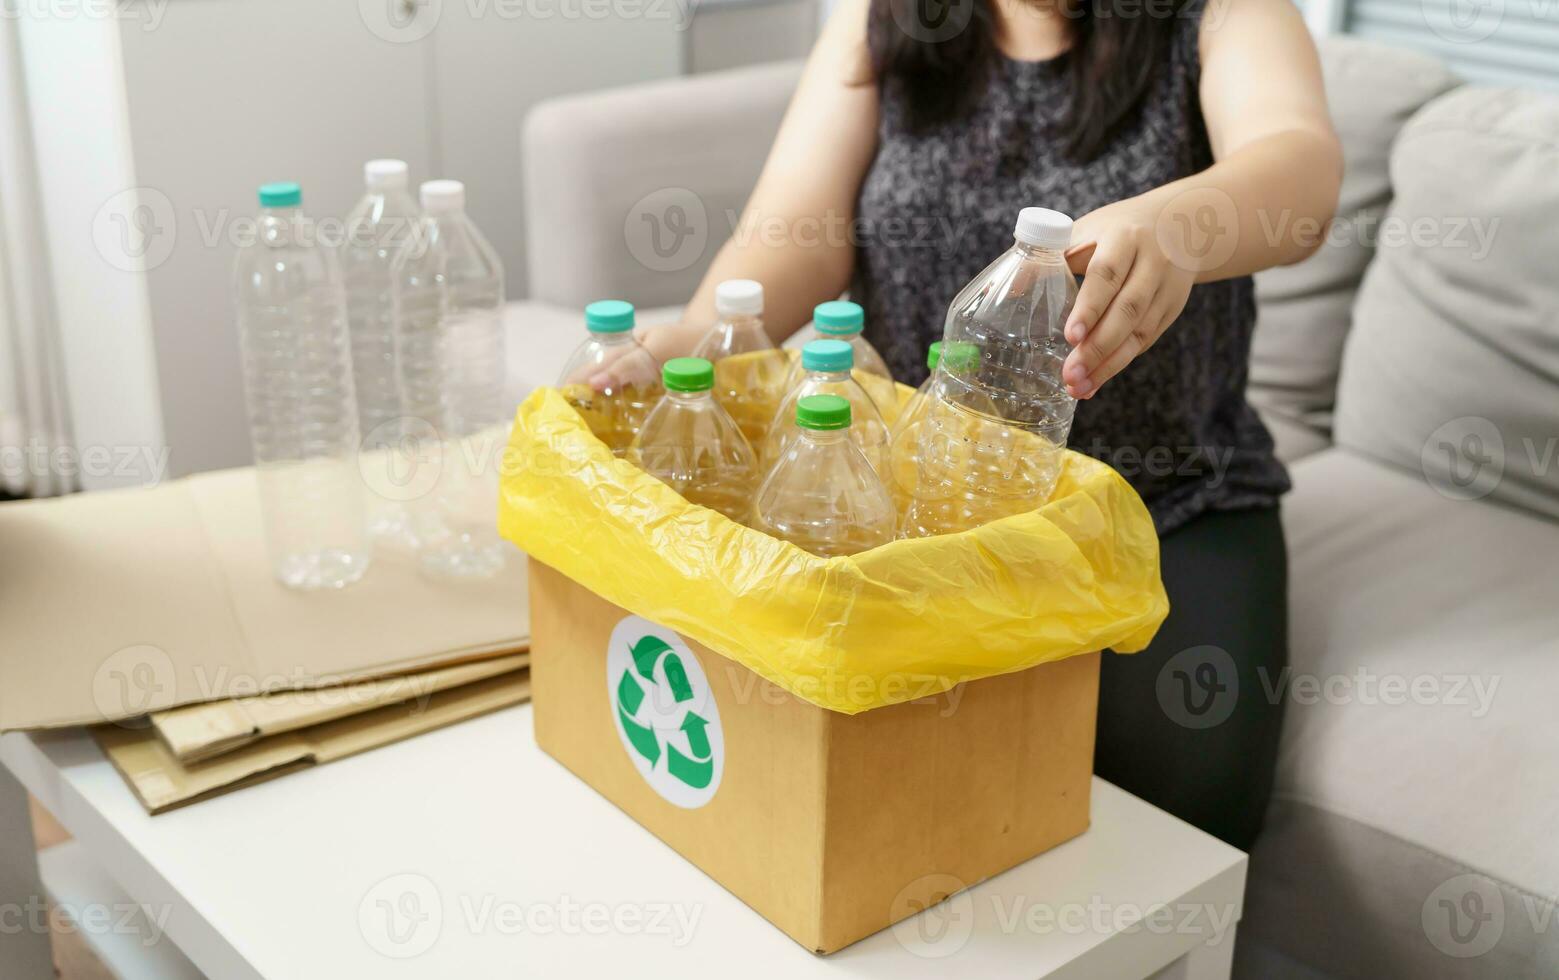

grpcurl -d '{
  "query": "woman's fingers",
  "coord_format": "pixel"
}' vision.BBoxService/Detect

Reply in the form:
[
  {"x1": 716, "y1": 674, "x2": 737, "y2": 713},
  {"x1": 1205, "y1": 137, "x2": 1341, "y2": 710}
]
[
  {"x1": 1064, "y1": 237, "x2": 1137, "y2": 348},
  {"x1": 1074, "y1": 291, "x2": 1178, "y2": 398},
  {"x1": 1064, "y1": 254, "x2": 1163, "y2": 397}
]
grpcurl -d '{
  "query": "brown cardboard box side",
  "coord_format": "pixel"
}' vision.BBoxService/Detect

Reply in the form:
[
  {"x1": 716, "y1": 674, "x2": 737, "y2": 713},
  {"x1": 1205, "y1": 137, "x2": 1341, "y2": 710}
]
[{"x1": 529, "y1": 559, "x2": 1098, "y2": 953}]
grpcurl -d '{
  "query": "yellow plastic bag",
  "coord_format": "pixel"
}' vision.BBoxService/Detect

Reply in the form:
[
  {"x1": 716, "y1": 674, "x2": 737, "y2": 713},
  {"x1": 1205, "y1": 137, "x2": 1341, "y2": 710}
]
[{"x1": 500, "y1": 387, "x2": 1168, "y2": 714}]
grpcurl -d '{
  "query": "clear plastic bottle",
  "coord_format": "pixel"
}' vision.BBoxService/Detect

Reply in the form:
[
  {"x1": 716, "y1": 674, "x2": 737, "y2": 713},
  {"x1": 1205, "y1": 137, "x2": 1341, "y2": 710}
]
[
  {"x1": 903, "y1": 207, "x2": 1078, "y2": 538},
  {"x1": 784, "y1": 300, "x2": 896, "y2": 411},
  {"x1": 391, "y1": 179, "x2": 508, "y2": 580},
  {"x1": 627, "y1": 357, "x2": 758, "y2": 523},
  {"x1": 751, "y1": 395, "x2": 895, "y2": 557},
  {"x1": 691, "y1": 279, "x2": 789, "y2": 451},
  {"x1": 766, "y1": 340, "x2": 890, "y2": 477},
  {"x1": 233, "y1": 181, "x2": 370, "y2": 589},
  {"x1": 342, "y1": 159, "x2": 420, "y2": 543},
  {"x1": 557, "y1": 300, "x2": 662, "y2": 456}
]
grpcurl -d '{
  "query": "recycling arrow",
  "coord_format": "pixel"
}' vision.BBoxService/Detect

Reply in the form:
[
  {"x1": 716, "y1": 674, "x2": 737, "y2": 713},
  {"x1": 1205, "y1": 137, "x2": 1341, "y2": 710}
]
[
  {"x1": 630, "y1": 636, "x2": 671, "y2": 681},
  {"x1": 665, "y1": 710, "x2": 714, "y2": 789}
]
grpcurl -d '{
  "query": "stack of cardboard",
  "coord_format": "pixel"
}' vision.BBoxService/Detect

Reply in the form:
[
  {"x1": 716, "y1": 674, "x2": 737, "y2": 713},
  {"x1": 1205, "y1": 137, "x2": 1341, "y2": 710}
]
[{"x1": 0, "y1": 466, "x2": 531, "y2": 813}]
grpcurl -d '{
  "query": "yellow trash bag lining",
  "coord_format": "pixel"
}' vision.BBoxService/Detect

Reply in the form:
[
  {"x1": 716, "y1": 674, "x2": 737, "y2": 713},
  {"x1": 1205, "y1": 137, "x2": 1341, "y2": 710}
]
[{"x1": 500, "y1": 387, "x2": 1169, "y2": 714}]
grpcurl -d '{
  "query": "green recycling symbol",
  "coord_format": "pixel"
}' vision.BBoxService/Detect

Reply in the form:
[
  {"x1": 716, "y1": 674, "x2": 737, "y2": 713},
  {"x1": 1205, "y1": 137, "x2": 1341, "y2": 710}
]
[{"x1": 607, "y1": 620, "x2": 723, "y2": 806}]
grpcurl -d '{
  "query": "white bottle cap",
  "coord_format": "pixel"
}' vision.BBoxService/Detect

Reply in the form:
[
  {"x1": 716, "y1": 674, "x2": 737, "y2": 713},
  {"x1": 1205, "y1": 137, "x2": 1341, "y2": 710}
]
[
  {"x1": 1014, "y1": 207, "x2": 1073, "y2": 249},
  {"x1": 715, "y1": 279, "x2": 764, "y2": 316},
  {"x1": 420, "y1": 179, "x2": 465, "y2": 213},
  {"x1": 364, "y1": 159, "x2": 409, "y2": 191}
]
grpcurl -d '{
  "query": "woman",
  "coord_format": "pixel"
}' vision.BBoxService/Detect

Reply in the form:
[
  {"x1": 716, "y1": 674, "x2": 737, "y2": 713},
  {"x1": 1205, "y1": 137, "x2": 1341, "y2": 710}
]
[{"x1": 603, "y1": 0, "x2": 1340, "y2": 849}]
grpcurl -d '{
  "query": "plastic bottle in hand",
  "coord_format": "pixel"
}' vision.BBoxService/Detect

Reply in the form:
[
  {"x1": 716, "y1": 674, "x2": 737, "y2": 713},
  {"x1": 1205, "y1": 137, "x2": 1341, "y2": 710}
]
[
  {"x1": 904, "y1": 207, "x2": 1078, "y2": 538},
  {"x1": 766, "y1": 340, "x2": 889, "y2": 477},
  {"x1": 557, "y1": 300, "x2": 662, "y2": 456},
  {"x1": 784, "y1": 300, "x2": 896, "y2": 411},
  {"x1": 343, "y1": 159, "x2": 420, "y2": 543},
  {"x1": 628, "y1": 357, "x2": 758, "y2": 523},
  {"x1": 751, "y1": 395, "x2": 895, "y2": 557},
  {"x1": 233, "y1": 182, "x2": 370, "y2": 589},
  {"x1": 691, "y1": 279, "x2": 788, "y2": 451},
  {"x1": 392, "y1": 179, "x2": 508, "y2": 579}
]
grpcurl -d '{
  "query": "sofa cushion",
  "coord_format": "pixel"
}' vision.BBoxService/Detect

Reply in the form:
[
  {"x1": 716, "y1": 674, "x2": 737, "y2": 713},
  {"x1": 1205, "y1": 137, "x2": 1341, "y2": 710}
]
[
  {"x1": 1335, "y1": 86, "x2": 1559, "y2": 522},
  {"x1": 522, "y1": 62, "x2": 802, "y2": 312},
  {"x1": 1243, "y1": 448, "x2": 1559, "y2": 978},
  {"x1": 1249, "y1": 38, "x2": 1458, "y2": 461}
]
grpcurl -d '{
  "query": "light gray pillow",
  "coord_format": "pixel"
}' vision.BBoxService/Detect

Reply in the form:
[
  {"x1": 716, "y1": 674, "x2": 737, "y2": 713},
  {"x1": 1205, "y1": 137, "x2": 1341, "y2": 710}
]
[
  {"x1": 1335, "y1": 86, "x2": 1559, "y2": 521},
  {"x1": 1249, "y1": 37, "x2": 1459, "y2": 460}
]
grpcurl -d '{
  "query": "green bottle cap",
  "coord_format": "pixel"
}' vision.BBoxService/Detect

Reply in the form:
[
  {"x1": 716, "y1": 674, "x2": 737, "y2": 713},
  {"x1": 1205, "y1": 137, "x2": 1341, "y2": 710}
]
[
  {"x1": 796, "y1": 394, "x2": 851, "y2": 431},
  {"x1": 813, "y1": 300, "x2": 864, "y2": 335},
  {"x1": 662, "y1": 357, "x2": 714, "y2": 392},
  {"x1": 940, "y1": 341, "x2": 981, "y2": 373},
  {"x1": 584, "y1": 300, "x2": 635, "y2": 333},
  {"x1": 926, "y1": 341, "x2": 943, "y2": 371},
  {"x1": 258, "y1": 182, "x2": 302, "y2": 208}
]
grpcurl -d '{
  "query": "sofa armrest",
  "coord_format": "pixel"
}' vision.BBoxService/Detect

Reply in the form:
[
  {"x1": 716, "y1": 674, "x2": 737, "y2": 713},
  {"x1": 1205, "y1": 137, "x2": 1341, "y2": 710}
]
[{"x1": 522, "y1": 61, "x2": 802, "y2": 312}]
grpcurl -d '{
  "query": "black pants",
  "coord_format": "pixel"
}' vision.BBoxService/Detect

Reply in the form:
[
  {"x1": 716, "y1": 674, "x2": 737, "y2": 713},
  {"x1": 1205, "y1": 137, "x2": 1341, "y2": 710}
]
[{"x1": 1094, "y1": 506, "x2": 1288, "y2": 852}]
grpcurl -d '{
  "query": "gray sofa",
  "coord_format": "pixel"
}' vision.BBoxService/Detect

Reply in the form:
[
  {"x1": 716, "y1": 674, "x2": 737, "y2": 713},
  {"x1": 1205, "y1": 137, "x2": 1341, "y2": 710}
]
[{"x1": 507, "y1": 37, "x2": 1559, "y2": 978}]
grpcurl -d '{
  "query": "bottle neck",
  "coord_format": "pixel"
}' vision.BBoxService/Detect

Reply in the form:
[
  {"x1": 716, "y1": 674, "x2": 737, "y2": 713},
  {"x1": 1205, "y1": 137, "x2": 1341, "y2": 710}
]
[
  {"x1": 1013, "y1": 239, "x2": 1067, "y2": 264},
  {"x1": 800, "y1": 426, "x2": 849, "y2": 446},
  {"x1": 720, "y1": 312, "x2": 763, "y2": 334},
  {"x1": 816, "y1": 329, "x2": 860, "y2": 342},
  {"x1": 591, "y1": 330, "x2": 637, "y2": 348},
  {"x1": 667, "y1": 389, "x2": 711, "y2": 405},
  {"x1": 806, "y1": 368, "x2": 852, "y2": 383}
]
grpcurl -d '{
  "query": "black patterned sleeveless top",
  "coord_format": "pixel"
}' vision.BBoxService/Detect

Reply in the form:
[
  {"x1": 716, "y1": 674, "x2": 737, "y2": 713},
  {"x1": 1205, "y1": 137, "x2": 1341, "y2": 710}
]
[{"x1": 853, "y1": 0, "x2": 1290, "y2": 532}]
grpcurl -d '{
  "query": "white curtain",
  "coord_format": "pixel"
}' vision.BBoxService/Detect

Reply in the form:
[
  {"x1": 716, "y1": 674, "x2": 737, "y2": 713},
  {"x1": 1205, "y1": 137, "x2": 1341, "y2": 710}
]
[{"x1": 0, "y1": 17, "x2": 73, "y2": 498}]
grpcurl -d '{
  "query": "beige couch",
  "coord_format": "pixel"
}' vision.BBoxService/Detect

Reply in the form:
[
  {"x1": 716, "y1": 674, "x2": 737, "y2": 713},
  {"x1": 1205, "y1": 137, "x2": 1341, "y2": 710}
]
[{"x1": 507, "y1": 38, "x2": 1559, "y2": 978}]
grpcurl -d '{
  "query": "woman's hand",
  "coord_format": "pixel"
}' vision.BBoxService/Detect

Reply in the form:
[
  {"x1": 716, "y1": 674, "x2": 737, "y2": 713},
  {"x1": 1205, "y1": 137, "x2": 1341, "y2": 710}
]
[
  {"x1": 1060, "y1": 204, "x2": 1196, "y2": 401},
  {"x1": 581, "y1": 319, "x2": 707, "y2": 391}
]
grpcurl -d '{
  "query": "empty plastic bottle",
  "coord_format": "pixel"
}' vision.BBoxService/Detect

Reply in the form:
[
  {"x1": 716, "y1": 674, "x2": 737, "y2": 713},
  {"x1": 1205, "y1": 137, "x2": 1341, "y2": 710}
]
[
  {"x1": 784, "y1": 300, "x2": 896, "y2": 411},
  {"x1": 766, "y1": 340, "x2": 889, "y2": 477},
  {"x1": 342, "y1": 159, "x2": 420, "y2": 543},
  {"x1": 691, "y1": 279, "x2": 789, "y2": 451},
  {"x1": 903, "y1": 207, "x2": 1078, "y2": 538},
  {"x1": 751, "y1": 395, "x2": 895, "y2": 557},
  {"x1": 557, "y1": 300, "x2": 662, "y2": 456},
  {"x1": 628, "y1": 357, "x2": 758, "y2": 523},
  {"x1": 233, "y1": 181, "x2": 370, "y2": 589},
  {"x1": 889, "y1": 341, "x2": 990, "y2": 525},
  {"x1": 392, "y1": 178, "x2": 508, "y2": 579}
]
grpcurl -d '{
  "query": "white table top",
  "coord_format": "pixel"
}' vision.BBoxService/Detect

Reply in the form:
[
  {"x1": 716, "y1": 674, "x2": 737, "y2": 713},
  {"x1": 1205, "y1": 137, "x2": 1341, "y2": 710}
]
[{"x1": 3, "y1": 705, "x2": 1244, "y2": 980}]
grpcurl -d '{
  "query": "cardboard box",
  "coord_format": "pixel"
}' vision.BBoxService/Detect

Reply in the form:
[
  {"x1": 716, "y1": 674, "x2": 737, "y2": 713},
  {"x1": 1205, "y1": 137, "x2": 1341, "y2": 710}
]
[
  {"x1": 98, "y1": 667, "x2": 532, "y2": 813},
  {"x1": 0, "y1": 466, "x2": 529, "y2": 731},
  {"x1": 150, "y1": 652, "x2": 529, "y2": 762},
  {"x1": 529, "y1": 559, "x2": 1100, "y2": 954}
]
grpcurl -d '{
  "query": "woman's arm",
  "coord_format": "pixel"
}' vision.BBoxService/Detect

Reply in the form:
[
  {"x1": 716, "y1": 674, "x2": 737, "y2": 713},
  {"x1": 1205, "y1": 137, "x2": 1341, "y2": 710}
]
[
  {"x1": 1060, "y1": 0, "x2": 1342, "y2": 399},
  {"x1": 597, "y1": 0, "x2": 879, "y2": 385}
]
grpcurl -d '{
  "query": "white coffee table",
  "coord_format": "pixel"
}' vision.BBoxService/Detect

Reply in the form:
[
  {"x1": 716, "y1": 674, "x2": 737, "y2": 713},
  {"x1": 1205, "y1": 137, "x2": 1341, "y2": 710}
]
[{"x1": 0, "y1": 706, "x2": 1245, "y2": 979}]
